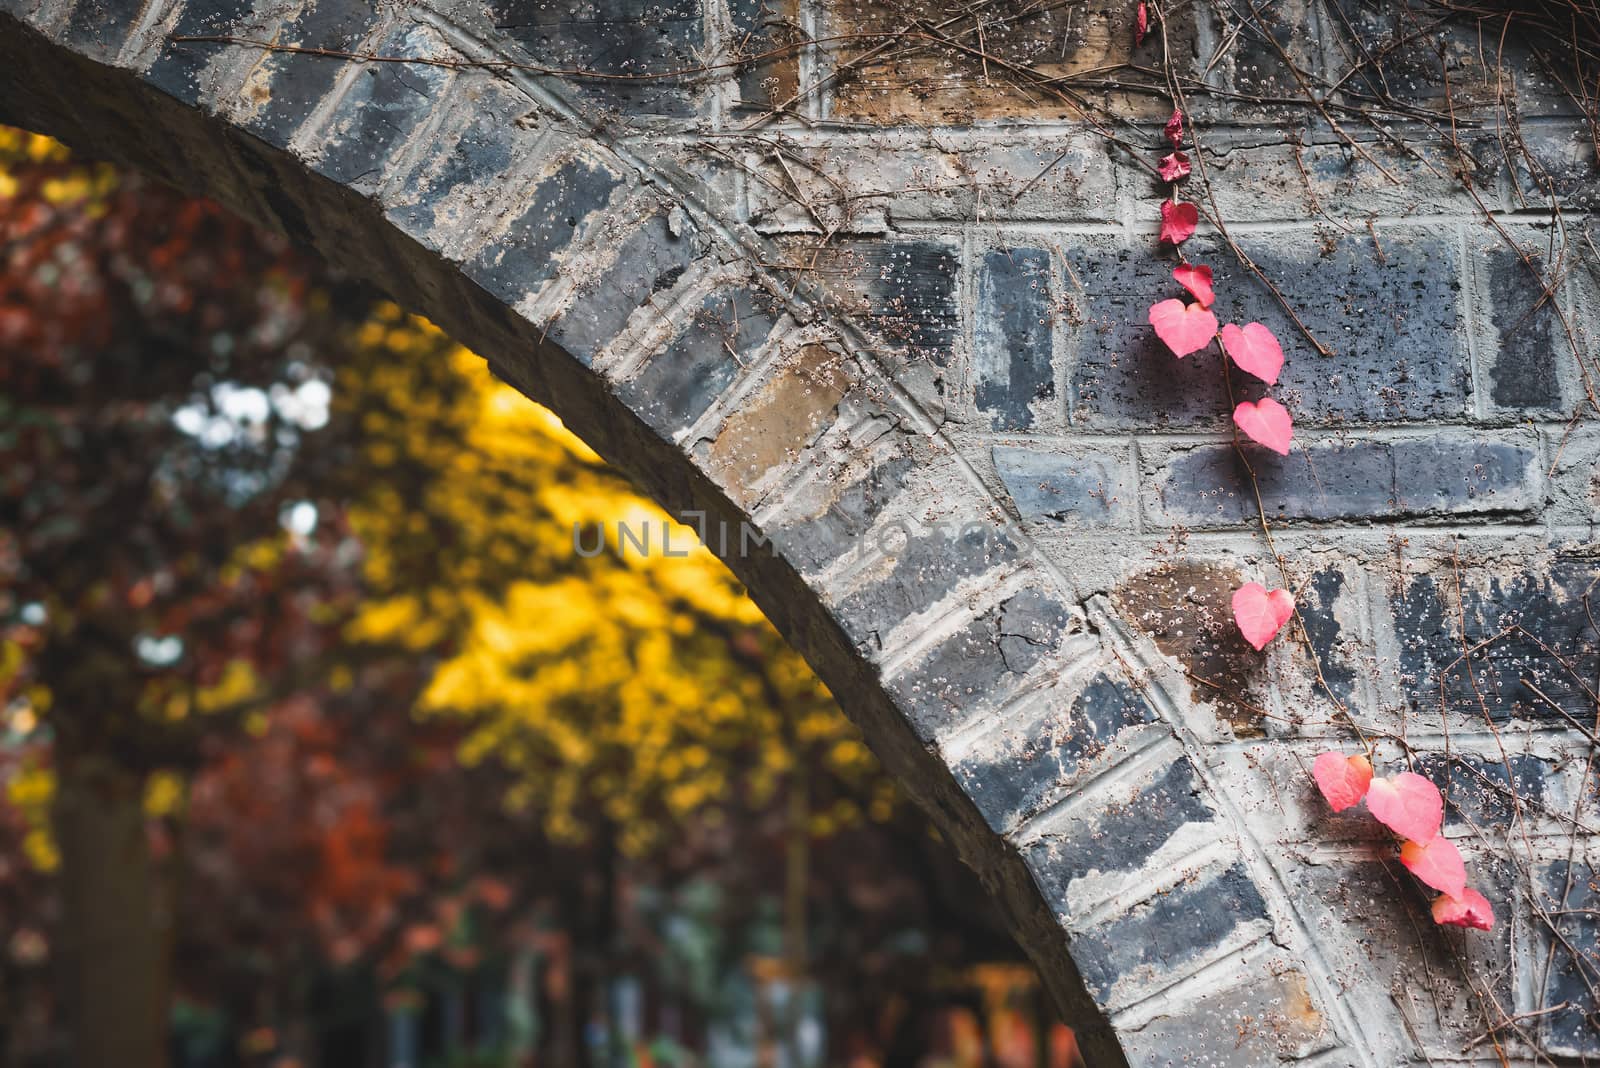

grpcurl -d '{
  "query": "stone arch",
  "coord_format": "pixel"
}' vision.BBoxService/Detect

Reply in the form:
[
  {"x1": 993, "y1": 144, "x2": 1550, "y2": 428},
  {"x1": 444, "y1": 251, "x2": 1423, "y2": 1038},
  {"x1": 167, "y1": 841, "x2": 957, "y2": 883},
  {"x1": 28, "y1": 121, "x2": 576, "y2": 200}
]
[{"x1": 3, "y1": 2, "x2": 1597, "y2": 1065}]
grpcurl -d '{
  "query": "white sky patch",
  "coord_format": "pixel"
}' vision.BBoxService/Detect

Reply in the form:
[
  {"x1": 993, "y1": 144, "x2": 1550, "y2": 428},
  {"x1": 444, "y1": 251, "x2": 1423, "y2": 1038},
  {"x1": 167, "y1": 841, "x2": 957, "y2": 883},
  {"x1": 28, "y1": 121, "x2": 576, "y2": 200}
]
[
  {"x1": 172, "y1": 379, "x2": 331, "y2": 446},
  {"x1": 136, "y1": 634, "x2": 184, "y2": 667},
  {"x1": 281, "y1": 500, "x2": 319, "y2": 537}
]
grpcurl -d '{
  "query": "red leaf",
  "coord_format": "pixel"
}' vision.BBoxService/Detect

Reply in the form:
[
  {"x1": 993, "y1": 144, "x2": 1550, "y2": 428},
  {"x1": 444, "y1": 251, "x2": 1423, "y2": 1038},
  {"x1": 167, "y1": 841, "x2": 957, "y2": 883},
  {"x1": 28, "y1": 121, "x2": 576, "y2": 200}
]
[
  {"x1": 1159, "y1": 151, "x2": 1191, "y2": 182},
  {"x1": 1172, "y1": 263, "x2": 1214, "y2": 307},
  {"x1": 1367, "y1": 773, "x2": 1444, "y2": 843},
  {"x1": 1148, "y1": 298, "x2": 1218, "y2": 358},
  {"x1": 1159, "y1": 200, "x2": 1199, "y2": 244},
  {"x1": 1220, "y1": 322, "x2": 1285, "y2": 384},
  {"x1": 1401, "y1": 836, "x2": 1467, "y2": 899},
  {"x1": 1232, "y1": 397, "x2": 1293, "y2": 455},
  {"x1": 1164, "y1": 109, "x2": 1185, "y2": 148},
  {"x1": 1432, "y1": 888, "x2": 1495, "y2": 930},
  {"x1": 1232, "y1": 582, "x2": 1295, "y2": 650},
  {"x1": 1312, "y1": 752, "x2": 1372, "y2": 812},
  {"x1": 1135, "y1": 1, "x2": 1149, "y2": 44}
]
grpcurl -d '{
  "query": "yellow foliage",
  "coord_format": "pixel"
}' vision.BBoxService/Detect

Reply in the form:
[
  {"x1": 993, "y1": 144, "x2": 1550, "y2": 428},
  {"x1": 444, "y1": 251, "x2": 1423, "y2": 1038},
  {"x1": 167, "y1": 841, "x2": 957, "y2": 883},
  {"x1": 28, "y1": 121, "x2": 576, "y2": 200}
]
[
  {"x1": 144, "y1": 771, "x2": 186, "y2": 818},
  {"x1": 6, "y1": 763, "x2": 56, "y2": 872},
  {"x1": 195, "y1": 659, "x2": 262, "y2": 715},
  {"x1": 339, "y1": 313, "x2": 892, "y2": 853}
]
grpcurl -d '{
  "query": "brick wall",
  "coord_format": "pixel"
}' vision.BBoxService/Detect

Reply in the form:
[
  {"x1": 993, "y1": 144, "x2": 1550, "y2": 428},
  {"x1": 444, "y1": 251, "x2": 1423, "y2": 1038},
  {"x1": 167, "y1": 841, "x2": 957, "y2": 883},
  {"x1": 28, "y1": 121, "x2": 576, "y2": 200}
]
[{"x1": 3, "y1": 0, "x2": 1596, "y2": 1063}]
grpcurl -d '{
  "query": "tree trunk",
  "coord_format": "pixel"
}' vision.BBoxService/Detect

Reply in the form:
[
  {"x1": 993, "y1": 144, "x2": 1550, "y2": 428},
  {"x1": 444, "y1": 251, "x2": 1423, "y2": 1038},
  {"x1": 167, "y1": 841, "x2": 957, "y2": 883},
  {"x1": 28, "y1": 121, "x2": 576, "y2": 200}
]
[{"x1": 52, "y1": 747, "x2": 170, "y2": 1068}]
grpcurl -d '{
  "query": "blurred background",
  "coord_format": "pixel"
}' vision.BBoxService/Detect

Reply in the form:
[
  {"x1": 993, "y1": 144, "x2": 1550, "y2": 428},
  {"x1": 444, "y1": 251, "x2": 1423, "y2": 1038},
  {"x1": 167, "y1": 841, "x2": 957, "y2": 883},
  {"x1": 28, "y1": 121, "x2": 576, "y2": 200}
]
[{"x1": 0, "y1": 129, "x2": 1082, "y2": 1068}]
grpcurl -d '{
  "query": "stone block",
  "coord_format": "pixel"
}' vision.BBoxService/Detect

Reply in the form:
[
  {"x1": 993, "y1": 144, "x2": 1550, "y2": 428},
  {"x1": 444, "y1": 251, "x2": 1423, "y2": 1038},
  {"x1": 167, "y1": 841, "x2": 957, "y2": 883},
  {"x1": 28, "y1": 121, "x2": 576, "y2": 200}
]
[
  {"x1": 1070, "y1": 862, "x2": 1271, "y2": 1010},
  {"x1": 834, "y1": 523, "x2": 1020, "y2": 654},
  {"x1": 488, "y1": 0, "x2": 706, "y2": 116},
  {"x1": 618, "y1": 285, "x2": 780, "y2": 435},
  {"x1": 234, "y1": 0, "x2": 385, "y2": 147},
  {"x1": 467, "y1": 155, "x2": 624, "y2": 305},
  {"x1": 1150, "y1": 435, "x2": 1540, "y2": 527},
  {"x1": 1533, "y1": 858, "x2": 1600, "y2": 1056},
  {"x1": 1064, "y1": 229, "x2": 1470, "y2": 429},
  {"x1": 313, "y1": 24, "x2": 454, "y2": 189},
  {"x1": 975, "y1": 247, "x2": 1055, "y2": 430},
  {"x1": 546, "y1": 211, "x2": 706, "y2": 360},
  {"x1": 1392, "y1": 557, "x2": 1600, "y2": 724},
  {"x1": 1475, "y1": 237, "x2": 1567, "y2": 414},
  {"x1": 992, "y1": 444, "x2": 1132, "y2": 526},
  {"x1": 887, "y1": 584, "x2": 1076, "y2": 741},
  {"x1": 956, "y1": 673, "x2": 1163, "y2": 832}
]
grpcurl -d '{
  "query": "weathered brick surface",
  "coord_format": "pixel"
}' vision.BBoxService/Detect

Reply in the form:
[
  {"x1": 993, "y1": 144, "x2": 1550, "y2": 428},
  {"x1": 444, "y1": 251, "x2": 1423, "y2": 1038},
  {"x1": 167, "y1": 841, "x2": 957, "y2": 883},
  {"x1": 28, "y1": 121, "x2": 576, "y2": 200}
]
[
  {"x1": 1150, "y1": 434, "x2": 1541, "y2": 526},
  {"x1": 6, "y1": 0, "x2": 1598, "y2": 1062},
  {"x1": 1065, "y1": 230, "x2": 1472, "y2": 428},
  {"x1": 992, "y1": 443, "x2": 1133, "y2": 525},
  {"x1": 956, "y1": 673, "x2": 1162, "y2": 833},
  {"x1": 975, "y1": 248, "x2": 1055, "y2": 430}
]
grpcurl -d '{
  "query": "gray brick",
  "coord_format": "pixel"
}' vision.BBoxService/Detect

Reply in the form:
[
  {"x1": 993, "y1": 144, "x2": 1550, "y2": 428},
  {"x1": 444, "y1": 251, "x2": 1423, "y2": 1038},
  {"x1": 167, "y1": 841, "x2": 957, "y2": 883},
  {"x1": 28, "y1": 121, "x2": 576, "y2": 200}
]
[
  {"x1": 467, "y1": 156, "x2": 623, "y2": 305},
  {"x1": 1327, "y1": 0, "x2": 1572, "y2": 116},
  {"x1": 770, "y1": 455, "x2": 917, "y2": 574},
  {"x1": 958, "y1": 674, "x2": 1161, "y2": 832},
  {"x1": 993, "y1": 445, "x2": 1129, "y2": 525},
  {"x1": 1023, "y1": 758, "x2": 1216, "y2": 903},
  {"x1": 238, "y1": 0, "x2": 385, "y2": 147},
  {"x1": 1066, "y1": 230, "x2": 1469, "y2": 428},
  {"x1": 313, "y1": 25, "x2": 453, "y2": 189},
  {"x1": 488, "y1": 0, "x2": 705, "y2": 116},
  {"x1": 1393, "y1": 558, "x2": 1600, "y2": 723},
  {"x1": 1300, "y1": 565, "x2": 1359, "y2": 708},
  {"x1": 1153, "y1": 437, "x2": 1538, "y2": 526},
  {"x1": 63, "y1": 0, "x2": 143, "y2": 59},
  {"x1": 1070, "y1": 862, "x2": 1270, "y2": 1008},
  {"x1": 546, "y1": 212, "x2": 705, "y2": 360},
  {"x1": 1535, "y1": 859, "x2": 1600, "y2": 1056},
  {"x1": 618, "y1": 286, "x2": 779, "y2": 435},
  {"x1": 387, "y1": 80, "x2": 524, "y2": 239},
  {"x1": 1115, "y1": 964, "x2": 1336, "y2": 1066},
  {"x1": 836, "y1": 524, "x2": 1020, "y2": 656},
  {"x1": 1414, "y1": 753, "x2": 1551, "y2": 826},
  {"x1": 727, "y1": 0, "x2": 797, "y2": 109},
  {"x1": 975, "y1": 248, "x2": 1054, "y2": 430},
  {"x1": 1515, "y1": 123, "x2": 1600, "y2": 211},
  {"x1": 1392, "y1": 438, "x2": 1541, "y2": 514},
  {"x1": 145, "y1": 0, "x2": 258, "y2": 104},
  {"x1": 828, "y1": 241, "x2": 959, "y2": 366},
  {"x1": 888, "y1": 585, "x2": 1073, "y2": 741},
  {"x1": 1481, "y1": 243, "x2": 1565, "y2": 413}
]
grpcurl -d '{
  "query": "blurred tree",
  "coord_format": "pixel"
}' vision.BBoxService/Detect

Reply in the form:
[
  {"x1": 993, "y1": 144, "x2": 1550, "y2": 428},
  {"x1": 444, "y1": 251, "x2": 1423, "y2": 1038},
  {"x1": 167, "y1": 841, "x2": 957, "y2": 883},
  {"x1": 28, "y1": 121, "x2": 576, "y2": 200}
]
[
  {"x1": 0, "y1": 130, "x2": 933, "y2": 1068},
  {"x1": 0, "y1": 126, "x2": 373, "y2": 1068}
]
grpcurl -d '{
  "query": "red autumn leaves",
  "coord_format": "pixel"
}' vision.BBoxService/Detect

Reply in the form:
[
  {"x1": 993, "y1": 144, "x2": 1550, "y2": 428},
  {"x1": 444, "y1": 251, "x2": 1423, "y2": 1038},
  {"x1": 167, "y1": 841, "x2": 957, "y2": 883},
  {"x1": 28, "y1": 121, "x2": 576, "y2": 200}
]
[
  {"x1": 1147, "y1": 109, "x2": 1297, "y2": 652},
  {"x1": 1231, "y1": 583, "x2": 1295, "y2": 651},
  {"x1": 1312, "y1": 753, "x2": 1495, "y2": 930},
  {"x1": 1146, "y1": 111, "x2": 1294, "y2": 458}
]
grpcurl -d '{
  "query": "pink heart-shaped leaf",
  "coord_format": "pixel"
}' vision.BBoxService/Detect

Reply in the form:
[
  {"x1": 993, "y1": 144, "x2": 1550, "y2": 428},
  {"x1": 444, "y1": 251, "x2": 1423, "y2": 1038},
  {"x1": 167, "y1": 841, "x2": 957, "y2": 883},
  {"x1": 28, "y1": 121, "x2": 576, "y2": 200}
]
[
  {"x1": 1135, "y1": 0, "x2": 1149, "y2": 44},
  {"x1": 1160, "y1": 200, "x2": 1198, "y2": 244},
  {"x1": 1148, "y1": 299, "x2": 1218, "y2": 358},
  {"x1": 1312, "y1": 752, "x2": 1373, "y2": 812},
  {"x1": 1431, "y1": 887, "x2": 1495, "y2": 930},
  {"x1": 1232, "y1": 397, "x2": 1293, "y2": 455},
  {"x1": 1220, "y1": 322, "x2": 1285, "y2": 384},
  {"x1": 1159, "y1": 151, "x2": 1191, "y2": 182},
  {"x1": 1367, "y1": 772, "x2": 1444, "y2": 843},
  {"x1": 1173, "y1": 263, "x2": 1214, "y2": 307},
  {"x1": 1164, "y1": 109, "x2": 1184, "y2": 148},
  {"x1": 1232, "y1": 582, "x2": 1295, "y2": 651},
  {"x1": 1401, "y1": 836, "x2": 1467, "y2": 899}
]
